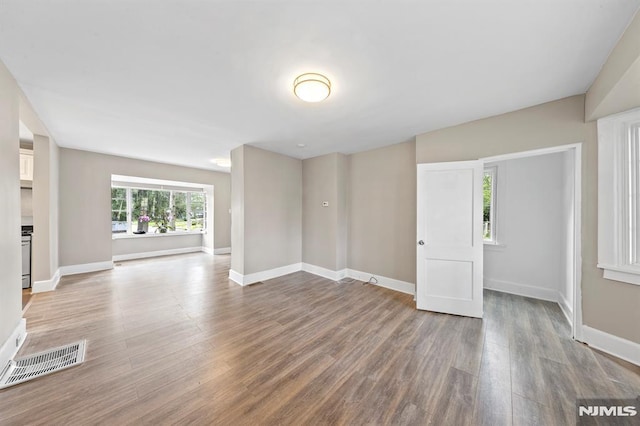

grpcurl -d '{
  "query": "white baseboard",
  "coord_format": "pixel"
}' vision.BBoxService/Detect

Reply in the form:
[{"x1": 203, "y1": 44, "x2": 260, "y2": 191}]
[
  {"x1": 229, "y1": 263, "x2": 302, "y2": 286},
  {"x1": 228, "y1": 269, "x2": 244, "y2": 285},
  {"x1": 112, "y1": 247, "x2": 202, "y2": 262},
  {"x1": 59, "y1": 260, "x2": 114, "y2": 276},
  {"x1": 301, "y1": 263, "x2": 347, "y2": 281},
  {"x1": 483, "y1": 278, "x2": 559, "y2": 302},
  {"x1": 203, "y1": 247, "x2": 231, "y2": 255},
  {"x1": 0, "y1": 319, "x2": 27, "y2": 372},
  {"x1": 346, "y1": 268, "x2": 415, "y2": 296},
  {"x1": 228, "y1": 262, "x2": 415, "y2": 296},
  {"x1": 557, "y1": 292, "x2": 573, "y2": 327},
  {"x1": 582, "y1": 326, "x2": 640, "y2": 366},
  {"x1": 32, "y1": 268, "x2": 61, "y2": 293}
]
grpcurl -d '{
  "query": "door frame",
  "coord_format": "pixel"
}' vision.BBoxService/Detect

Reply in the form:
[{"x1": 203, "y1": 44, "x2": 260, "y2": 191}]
[{"x1": 480, "y1": 143, "x2": 582, "y2": 341}]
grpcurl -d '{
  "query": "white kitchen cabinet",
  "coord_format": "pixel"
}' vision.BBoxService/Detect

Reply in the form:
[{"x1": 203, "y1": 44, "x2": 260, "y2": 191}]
[{"x1": 20, "y1": 149, "x2": 33, "y2": 181}]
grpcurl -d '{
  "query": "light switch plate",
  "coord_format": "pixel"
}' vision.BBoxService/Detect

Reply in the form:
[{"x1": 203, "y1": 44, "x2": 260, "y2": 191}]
[{"x1": 322, "y1": 201, "x2": 329, "y2": 207}]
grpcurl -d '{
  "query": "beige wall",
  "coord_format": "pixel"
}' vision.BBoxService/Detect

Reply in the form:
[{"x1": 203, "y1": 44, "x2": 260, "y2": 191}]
[
  {"x1": 113, "y1": 234, "x2": 203, "y2": 257},
  {"x1": 586, "y1": 11, "x2": 640, "y2": 121},
  {"x1": 416, "y1": 96, "x2": 586, "y2": 163},
  {"x1": 0, "y1": 60, "x2": 23, "y2": 348},
  {"x1": 230, "y1": 146, "x2": 245, "y2": 273},
  {"x1": 32, "y1": 134, "x2": 50, "y2": 281},
  {"x1": 416, "y1": 95, "x2": 640, "y2": 344},
  {"x1": 244, "y1": 145, "x2": 302, "y2": 274},
  {"x1": 231, "y1": 145, "x2": 302, "y2": 276},
  {"x1": 302, "y1": 153, "x2": 348, "y2": 271},
  {"x1": 20, "y1": 188, "x2": 33, "y2": 218},
  {"x1": 51, "y1": 140, "x2": 60, "y2": 274},
  {"x1": 59, "y1": 148, "x2": 231, "y2": 266},
  {"x1": 32, "y1": 134, "x2": 60, "y2": 282},
  {"x1": 348, "y1": 140, "x2": 417, "y2": 284},
  {"x1": 336, "y1": 154, "x2": 348, "y2": 270}
]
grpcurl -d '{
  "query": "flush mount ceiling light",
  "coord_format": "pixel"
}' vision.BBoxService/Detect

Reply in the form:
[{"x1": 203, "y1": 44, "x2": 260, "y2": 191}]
[
  {"x1": 293, "y1": 73, "x2": 331, "y2": 103},
  {"x1": 210, "y1": 158, "x2": 231, "y2": 167}
]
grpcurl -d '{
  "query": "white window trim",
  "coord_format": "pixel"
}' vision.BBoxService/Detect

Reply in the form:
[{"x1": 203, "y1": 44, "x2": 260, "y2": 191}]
[
  {"x1": 111, "y1": 176, "x2": 209, "y2": 237},
  {"x1": 112, "y1": 231, "x2": 206, "y2": 240},
  {"x1": 483, "y1": 165, "x2": 501, "y2": 245},
  {"x1": 597, "y1": 107, "x2": 640, "y2": 286}
]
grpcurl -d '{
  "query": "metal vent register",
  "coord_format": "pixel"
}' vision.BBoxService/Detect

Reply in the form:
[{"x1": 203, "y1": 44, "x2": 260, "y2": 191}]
[{"x1": 0, "y1": 340, "x2": 86, "y2": 389}]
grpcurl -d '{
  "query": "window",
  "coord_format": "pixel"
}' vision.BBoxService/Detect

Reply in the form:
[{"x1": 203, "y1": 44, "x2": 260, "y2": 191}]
[
  {"x1": 483, "y1": 167, "x2": 497, "y2": 242},
  {"x1": 111, "y1": 182, "x2": 207, "y2": 235},
  {"x1": 597, "y1": 107, "x2": 640, "y2": 285},
  {"x1": 190, "y1": 192, "x2": 206, "y2": 231},
  {"x1": 111, "y1": 188, "x2": 128, "y2": 233}
]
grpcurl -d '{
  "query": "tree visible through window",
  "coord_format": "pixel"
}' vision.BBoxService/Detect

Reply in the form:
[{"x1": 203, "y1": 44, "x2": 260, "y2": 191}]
[
  {"x1": 111, "y1": 188, "x2": 128, "y2": 233},
  {"x1": 483, "y1": 168, "x2": 496, "y2": 242},
  {"x1": 111, "y1": 186, "x2": 206, "y2": 234}
]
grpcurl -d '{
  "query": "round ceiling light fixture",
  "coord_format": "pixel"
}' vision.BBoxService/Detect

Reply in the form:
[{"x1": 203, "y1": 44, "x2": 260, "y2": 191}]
[
  {"x1": 210, "y1": 158, "x2": 231, "y2": 168},
  {"x1": 293, "y1": 73, "x2": 331, "y2": 103}
]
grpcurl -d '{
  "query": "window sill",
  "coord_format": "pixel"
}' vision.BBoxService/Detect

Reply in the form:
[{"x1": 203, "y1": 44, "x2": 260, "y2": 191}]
[
  {"x1": 112, "y1": 231, "x2": 206, "y2": 240},
  {"x1": 483, "y1": 242, "x2": 506, "y2": 251},
  {"x1": 598, "y1": 264, "x2": 640, "y2": 286}
]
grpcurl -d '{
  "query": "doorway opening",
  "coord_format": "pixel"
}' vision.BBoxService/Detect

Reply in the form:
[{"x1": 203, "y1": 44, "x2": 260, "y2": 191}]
[{"x1": 481, "y1": 144, "x2": 582, "y2": 339}]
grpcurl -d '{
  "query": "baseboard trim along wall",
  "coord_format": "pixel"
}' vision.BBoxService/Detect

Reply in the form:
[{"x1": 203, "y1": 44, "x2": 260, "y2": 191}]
[
  {"x1": 483, "y1": 278, "x2": 559, "y2": 302},
  {"x1": 32, "y1": 268, "x2": 61, "y2": 293},
  {"x1": 582, "y1": 326, "x2": 640, "y2": 366},
  {"x1": 230, "y1": 262, "x2": 416, "y2": 296},
  {"x1": 0, "y1": 319, "x2": 26, "y2": 371},
  {"x1": 557, "y1": 292, "x2": 573, "y2": 327},
  {"x1": 203, "y1": 247, "x2": 231, "y2": 255},
  {"x1": 229, "y1": 263, "x2": 303, "y2": 286},
  {"x1": 346, "y1": 268, "x2": 416, "y2": 296},
  {"x1": 37, "y1": 248, "x2": 224, "y2": 293},
  {"x1": 228, "y1": 269, "x2": 244, "y2": 285},
  {"x1": 112, "y1": 247, "x2": 202, "y2": 262},
  {"x1": 59, "y1": 260, "x2": 114, "y2": 277},
  {"x1": 301, "y1": 263, "x2": 347, "y2": 281}
]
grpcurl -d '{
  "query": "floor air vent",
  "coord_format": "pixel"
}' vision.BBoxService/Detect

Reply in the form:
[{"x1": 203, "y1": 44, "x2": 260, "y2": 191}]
[{"x1": 0, "y1": 340, "x2": 86, "y2": 389}]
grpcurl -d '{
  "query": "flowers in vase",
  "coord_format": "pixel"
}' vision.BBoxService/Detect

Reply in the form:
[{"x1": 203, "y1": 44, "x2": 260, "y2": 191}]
[{"x1": 138, "y1": 215, "x2": 150, "y2": 223}]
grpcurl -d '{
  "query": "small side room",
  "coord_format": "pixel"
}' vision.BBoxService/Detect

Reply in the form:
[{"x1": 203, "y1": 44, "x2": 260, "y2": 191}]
[{"x1": 483, "y1": 149, "x2": 576, "y2": 329}]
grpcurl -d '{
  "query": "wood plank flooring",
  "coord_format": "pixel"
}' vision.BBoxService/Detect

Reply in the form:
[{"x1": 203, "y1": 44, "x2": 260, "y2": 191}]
[
  {"x1": 21, "y1": 288, "x2": 32, "y2": 312},
  {"x1": 1, "y1": 253, "x2": 639, "y2": 425}
]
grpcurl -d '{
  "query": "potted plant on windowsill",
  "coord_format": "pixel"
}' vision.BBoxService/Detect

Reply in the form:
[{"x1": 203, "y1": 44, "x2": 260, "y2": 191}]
[
  {"x1": 136, "y1": 215, "x2": 150, "y2": 233},
  {"x1": 153, "y1": 210, "x2": 174, "y2": 234}
]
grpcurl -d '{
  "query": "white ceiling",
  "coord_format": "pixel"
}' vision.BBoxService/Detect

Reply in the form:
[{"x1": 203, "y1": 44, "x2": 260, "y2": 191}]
[{"x1": 1, "y1": 1, "x2": 638, "y2": 171}]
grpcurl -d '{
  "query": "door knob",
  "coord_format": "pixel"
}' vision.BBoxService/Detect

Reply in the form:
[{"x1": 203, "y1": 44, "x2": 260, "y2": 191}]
[{"x1": 418, "y1": 240, "x2": 425, "y2": 245}]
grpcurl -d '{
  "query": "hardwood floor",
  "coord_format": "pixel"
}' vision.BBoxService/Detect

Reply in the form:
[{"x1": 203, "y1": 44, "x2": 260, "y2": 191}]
[
  {"x1": 21, "y1": 288, "x2": 32, "y2": 312},
  {"x1": 2, "y1": 253, "x2": 639, "y2": 425}
]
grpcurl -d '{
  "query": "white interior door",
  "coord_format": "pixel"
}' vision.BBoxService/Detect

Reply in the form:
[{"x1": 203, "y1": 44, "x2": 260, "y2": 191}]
[{"x1": 416, "y1": 161, "x2": 483, "y2": 318}]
